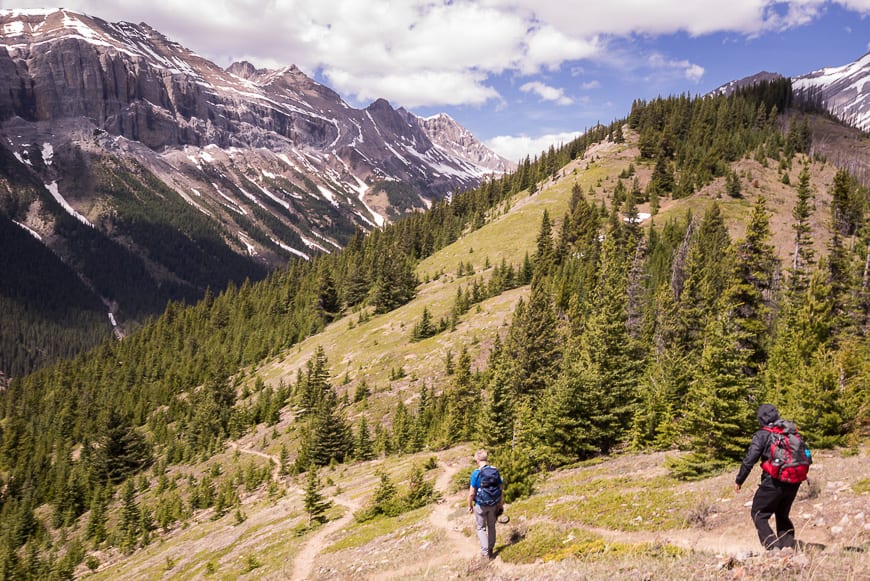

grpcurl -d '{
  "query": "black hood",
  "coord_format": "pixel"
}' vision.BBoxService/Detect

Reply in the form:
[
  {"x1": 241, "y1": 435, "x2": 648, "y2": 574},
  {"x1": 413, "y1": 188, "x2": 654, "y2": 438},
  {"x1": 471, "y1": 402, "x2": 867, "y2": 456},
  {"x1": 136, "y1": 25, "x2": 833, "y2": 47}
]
[{"x1": 757, "y1": 404, "x2": 780, "y2": 426}]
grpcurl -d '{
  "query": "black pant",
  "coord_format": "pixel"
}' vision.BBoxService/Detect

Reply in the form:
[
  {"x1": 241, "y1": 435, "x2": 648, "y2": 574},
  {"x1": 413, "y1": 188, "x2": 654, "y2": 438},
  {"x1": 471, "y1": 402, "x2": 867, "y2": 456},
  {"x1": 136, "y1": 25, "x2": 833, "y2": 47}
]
[{"x1": 751, "y1": 478, "x2": 801, "y2": 549}]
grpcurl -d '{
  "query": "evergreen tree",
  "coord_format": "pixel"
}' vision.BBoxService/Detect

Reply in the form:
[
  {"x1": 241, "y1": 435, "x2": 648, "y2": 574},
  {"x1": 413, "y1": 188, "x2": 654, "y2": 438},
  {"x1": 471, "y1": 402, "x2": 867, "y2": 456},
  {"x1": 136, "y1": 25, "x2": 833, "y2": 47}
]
[
  {"x1": 401, "y1": 463, "x2": 437, "y2": 510},
  {"x1": 444, "y1": 346, "x2": 478, "y2": 443},
  {"x1": 725, "y1": 169, "x2": 742, "y2": 198},
  {"x1": 411, "y1": 306, "x2": 435, "y2": 341},
  {"x1": 316, "y1": 264, "x2": 340, "y2": 323},
  {"x1": 92, "y1": 411, "x2": 152, "y2": 484},
  {"x1": 303, "y1": 466, "x2": 331, "y2": 525},
  {"x1": 84, "y1": 485, "x2": 109, "y2": 546},
  {"x1": 119, "y1": 480, "x2": 140, "y2": 553},
  {"x1": 787, "y1": 164, "x2": 816, "y2": 302},
  {"x1": 355, "y1": 416, "x2": 374, "y2": 461},
  {"x1": 564, "y1": 223, "x2": 641, "y2": 451},
  {"x1": 533, "y1": 210, "x2": 556, "y2": 274},
  {"x1": 369, "y1": 469, "x2": 399, "y2": 517},
  {"x1": 304, "y1": 395, "x2": 354, "y2": 468},
  {"x1": 668, "y1": 312, "x2": 755, "y2": 480},
  {"x1": 371, "y1": 248, "x2": 417, "y2": 313},
  {"x1": 722, "y1": 195, "x2": 777, "y2": 375},
  {"x1": 504, "y1": 278, "x2": 560, "y2": 398},
  {"x1": 298, "y1": 346, "x2": 331, "y2": 414},
  {"x1": 478, "y1": 338, "x2": 516, "y2": 448}
]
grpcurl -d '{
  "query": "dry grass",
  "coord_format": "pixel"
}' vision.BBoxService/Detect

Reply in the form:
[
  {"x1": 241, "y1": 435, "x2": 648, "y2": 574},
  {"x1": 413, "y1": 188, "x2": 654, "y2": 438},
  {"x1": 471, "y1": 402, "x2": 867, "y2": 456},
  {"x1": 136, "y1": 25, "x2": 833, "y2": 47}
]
[{"x1": 77, "y1": 126, "x2": 870, "y2": 580}]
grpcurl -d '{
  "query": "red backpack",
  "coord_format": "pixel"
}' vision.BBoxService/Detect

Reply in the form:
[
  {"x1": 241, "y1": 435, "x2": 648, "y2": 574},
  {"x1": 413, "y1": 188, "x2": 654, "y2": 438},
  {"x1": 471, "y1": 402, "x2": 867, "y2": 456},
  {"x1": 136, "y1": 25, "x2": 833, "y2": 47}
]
[{"x1": 761, "y1": 420, "x2": 812, "y2": 483}]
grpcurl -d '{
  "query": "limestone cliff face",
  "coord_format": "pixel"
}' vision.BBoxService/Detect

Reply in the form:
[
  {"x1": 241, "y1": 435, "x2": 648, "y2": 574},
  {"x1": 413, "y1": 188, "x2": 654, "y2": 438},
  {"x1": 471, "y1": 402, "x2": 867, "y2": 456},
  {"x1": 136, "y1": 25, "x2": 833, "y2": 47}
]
[
  {"x1": 416, "y1": 112, "x2": 515, "y2": 173},
  {"x1": 0, "y1": 8, "x2": 511, "y2": 338},
  {"x1": 0, "y1": 9, "x2": 504, "y2": 196}
]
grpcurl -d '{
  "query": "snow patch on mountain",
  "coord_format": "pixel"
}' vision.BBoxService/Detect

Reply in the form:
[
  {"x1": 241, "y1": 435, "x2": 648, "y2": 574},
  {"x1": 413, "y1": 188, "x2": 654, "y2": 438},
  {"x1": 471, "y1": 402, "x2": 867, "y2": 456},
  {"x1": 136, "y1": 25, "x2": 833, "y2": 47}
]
[
  {"x1": 270, "y1": 237, "x2": 309, "y2": 260},
  {"x1": 13, "y1": 220, "x2": 42, "y2": 240},
  {"x1": 45, "y1": 181, "x2": 92, "y2": 226},
  {"x1": 41, "y1": 142, "x2": 53, "y2": 165},
  {"x1": 793, "y1": 52, "x2": 870, "y2": 131},
  {"x1": 317, "y1": 185, "x2": 339, "y2": 207}
]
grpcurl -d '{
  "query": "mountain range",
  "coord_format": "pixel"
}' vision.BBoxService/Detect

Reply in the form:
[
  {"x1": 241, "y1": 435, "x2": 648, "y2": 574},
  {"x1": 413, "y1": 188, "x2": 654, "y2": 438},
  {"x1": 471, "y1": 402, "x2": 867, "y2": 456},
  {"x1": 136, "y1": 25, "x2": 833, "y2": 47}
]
[
  {"x1": 0, "y1": 8, "x2": 868, "y2": 578},
  {"x1": 0, "y1": 8, "x2": 511, "y2": 375},
  {"x1": 1, "y1": 7, "x2": 868, "y2": 379}
]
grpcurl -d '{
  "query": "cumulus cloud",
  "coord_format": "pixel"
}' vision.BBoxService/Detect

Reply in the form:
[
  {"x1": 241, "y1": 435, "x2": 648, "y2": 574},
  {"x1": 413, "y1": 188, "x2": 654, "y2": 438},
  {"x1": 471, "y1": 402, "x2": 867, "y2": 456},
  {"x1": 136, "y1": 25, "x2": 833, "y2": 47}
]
[
  {"x1": 581, "y1": 80, "x2": 602, "y2": 90},
  {"x1": 10, "y1": 0, "x2": 869, "y2": 110},
  {"x1": 648, "y1": 54, "x2": 706, "y2": 83},
  {"x1": 520, "y1": 82, "x2": 574, "y2": 105},
  {"x1": 486, "y1": 131, "x2": 583, "y2": 162}
]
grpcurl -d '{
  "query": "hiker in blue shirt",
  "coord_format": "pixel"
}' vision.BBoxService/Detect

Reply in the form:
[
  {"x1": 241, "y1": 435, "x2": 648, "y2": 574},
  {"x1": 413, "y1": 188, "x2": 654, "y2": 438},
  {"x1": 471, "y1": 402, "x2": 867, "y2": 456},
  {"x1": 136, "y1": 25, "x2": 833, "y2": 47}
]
[{"x1": 467, "y1": 449, "x2": 504, "y2": 559}]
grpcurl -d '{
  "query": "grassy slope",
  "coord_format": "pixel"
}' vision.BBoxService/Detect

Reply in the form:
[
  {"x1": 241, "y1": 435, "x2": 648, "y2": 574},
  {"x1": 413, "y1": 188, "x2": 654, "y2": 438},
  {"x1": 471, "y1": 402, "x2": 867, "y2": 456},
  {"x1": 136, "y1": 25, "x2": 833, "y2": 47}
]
[{"x1": 79, "y1": 125, "x2": 870, "y2": 580}]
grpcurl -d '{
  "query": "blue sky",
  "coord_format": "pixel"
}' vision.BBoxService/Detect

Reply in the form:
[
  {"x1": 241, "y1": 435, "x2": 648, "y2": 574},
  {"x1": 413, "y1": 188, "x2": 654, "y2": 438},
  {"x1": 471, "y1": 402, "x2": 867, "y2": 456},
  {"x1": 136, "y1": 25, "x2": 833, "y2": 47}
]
[{"x1": 11, "y1": 1, "x2": 870, "y2": 161}]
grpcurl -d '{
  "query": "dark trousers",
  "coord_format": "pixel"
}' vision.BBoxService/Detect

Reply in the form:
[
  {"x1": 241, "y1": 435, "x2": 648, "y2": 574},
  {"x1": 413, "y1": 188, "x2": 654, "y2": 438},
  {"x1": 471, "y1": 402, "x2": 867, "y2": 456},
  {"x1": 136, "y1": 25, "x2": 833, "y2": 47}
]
[{"x1": 751, "y1": 478, "x2": 801, "y2": 549}]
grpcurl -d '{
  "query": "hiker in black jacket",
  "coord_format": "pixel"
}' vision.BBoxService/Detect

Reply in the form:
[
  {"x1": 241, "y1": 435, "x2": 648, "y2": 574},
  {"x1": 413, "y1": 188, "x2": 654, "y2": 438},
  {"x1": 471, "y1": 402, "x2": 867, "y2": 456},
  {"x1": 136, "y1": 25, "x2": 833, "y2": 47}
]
[{"x1": 734, "y1": 404, "x2": 801, "y2": 550}]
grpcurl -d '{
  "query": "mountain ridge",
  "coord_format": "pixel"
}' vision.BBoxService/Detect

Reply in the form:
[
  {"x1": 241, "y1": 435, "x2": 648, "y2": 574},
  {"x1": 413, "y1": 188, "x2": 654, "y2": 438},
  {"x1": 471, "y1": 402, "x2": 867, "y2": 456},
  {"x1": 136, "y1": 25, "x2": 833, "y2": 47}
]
[
  {"x1": 0, "y1": 7, "x2": 512, "y2": 375},
  {"x1": 1, "y1": 78, "x2": 869, "y2": 579}
]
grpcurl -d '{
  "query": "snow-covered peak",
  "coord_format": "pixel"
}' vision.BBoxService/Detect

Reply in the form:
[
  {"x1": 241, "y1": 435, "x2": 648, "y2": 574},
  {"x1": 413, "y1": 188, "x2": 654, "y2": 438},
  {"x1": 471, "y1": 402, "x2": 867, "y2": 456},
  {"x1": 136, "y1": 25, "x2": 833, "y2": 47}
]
[{"x1": 793, "y1": 52, "x2": 870, "y2": 131}]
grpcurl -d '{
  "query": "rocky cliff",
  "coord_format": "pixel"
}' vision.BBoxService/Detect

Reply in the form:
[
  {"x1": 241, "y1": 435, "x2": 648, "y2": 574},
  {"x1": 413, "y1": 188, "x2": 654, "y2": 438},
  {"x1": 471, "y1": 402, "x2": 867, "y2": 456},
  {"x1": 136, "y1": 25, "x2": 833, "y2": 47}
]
[{"x1": 0, "y1": 7, "x2": 512, "y2": 365}]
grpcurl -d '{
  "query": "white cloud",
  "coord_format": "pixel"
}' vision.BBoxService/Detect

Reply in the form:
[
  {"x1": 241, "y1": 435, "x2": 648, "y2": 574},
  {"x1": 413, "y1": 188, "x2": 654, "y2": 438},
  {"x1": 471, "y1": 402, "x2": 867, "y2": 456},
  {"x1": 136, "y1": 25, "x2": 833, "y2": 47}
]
[
  {"x1": 326, "y1": 69, "x2": 500, "y2": 108},
  {"x1": 581, "y1": 80, "x2": 602, "y2": 90},
  {"x1": 520, "y1": 82, "x2": 574, "y2": 105},
  {"x1": 486, "y1": 131, "x2": 583, "y2": 162},
  {"x1": 648, "y1": 53, "x2": 706, "y2": 83},
  {"x1": 10, "y1": 0, "x2": 869, "y2": 109}
]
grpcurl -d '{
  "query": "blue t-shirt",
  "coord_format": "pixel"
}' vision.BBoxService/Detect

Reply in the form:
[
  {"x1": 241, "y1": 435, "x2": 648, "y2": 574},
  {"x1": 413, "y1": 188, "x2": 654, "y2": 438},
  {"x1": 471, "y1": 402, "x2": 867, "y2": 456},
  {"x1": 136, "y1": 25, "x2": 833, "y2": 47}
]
[{"x1": 470, "y1": 465, "x2": 503, "y2": 505}]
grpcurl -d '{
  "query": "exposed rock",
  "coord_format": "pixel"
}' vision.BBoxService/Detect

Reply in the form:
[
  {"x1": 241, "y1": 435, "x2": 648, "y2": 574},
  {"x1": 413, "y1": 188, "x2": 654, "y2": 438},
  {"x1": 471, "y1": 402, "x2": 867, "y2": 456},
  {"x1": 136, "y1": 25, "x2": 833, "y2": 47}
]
[{"x1": 0, "y1": 7, "x2": 511, "y2": 352}]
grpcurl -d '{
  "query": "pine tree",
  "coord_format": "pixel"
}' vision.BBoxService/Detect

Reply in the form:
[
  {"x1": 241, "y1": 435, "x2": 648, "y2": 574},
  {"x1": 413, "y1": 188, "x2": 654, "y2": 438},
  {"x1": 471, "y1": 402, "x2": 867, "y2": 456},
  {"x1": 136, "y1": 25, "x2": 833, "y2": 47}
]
[
  {"x1": 444, "y1": 346, "x2": 478, "y2": 443},
  {"x1": 303, "y1": 466, "x2": 331, "y2": 525},
  {"x1": 391, "y1": 400, "x2": 414, "y2": 453},
  {"x1": 504, "y1": 278, "x2": 560, "y2": 397},
  {"x1": 305, "y1": 395, "x2": 354, "y2": 467},
  {"x1": 411, "y1": 306, "x2": 435, "y2": 341},
  {"x1": 370, "y1": 469, "x2": 399, "y2": 517},
  {"x1": 478, "y1": 339, "x2": 516, "y2": 448},
  {"x1": 830, "y1": 168, "x2": 864, "y2": 237},
  {"x1": 119, "y1": 480, "x2": 141, "y2": 553},
  {"x1": 402, "y1": 463, "x2": 436, "y2": 510},
  {"x1": 355, "y1": 416, "x2": 374, "y2": 461},
  {"x1": 534, "y1": 210, "x2": 556, "y2": 274},
  {"x1": 92, "y1": 411, "x2": 152, "y2": 484},
  {"x1": 297, "y1": 346, "x2": 331, "y2": 416},
  {"x1": 667, "y1": 313, "x2": 755, "y2": 480},
  {"x1": 787, "y1": 164, "x2": 816, "y2": 303},
  {"x1": 722, "y1": 195, "x2": 777, "y2": 375},
  {"x1": 316, "y1": 264, "x2": 340, "y2": 323},
  {"x1": 84, "y1": 485, "x2": 108, "y2": 546},
  {"x1": 567, "y1": 223, "x2": 642, "y2": 451}
]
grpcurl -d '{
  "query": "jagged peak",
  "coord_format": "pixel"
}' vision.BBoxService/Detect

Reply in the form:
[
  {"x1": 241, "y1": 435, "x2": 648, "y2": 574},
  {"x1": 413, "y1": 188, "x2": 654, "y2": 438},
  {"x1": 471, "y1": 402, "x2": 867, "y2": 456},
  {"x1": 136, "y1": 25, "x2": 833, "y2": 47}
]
[
  {"x1": 226, "y1": 60, "x2": 261, "y2": 79},
  {"x1": 366, "y1": 98, "x2": 394, "y2": 113},
  {"x1": 711, "y1": 71, "x2": 785, "y2": 97},
  {"x1": 422, "y1": 112, "x2": 455, "y2": 123}
]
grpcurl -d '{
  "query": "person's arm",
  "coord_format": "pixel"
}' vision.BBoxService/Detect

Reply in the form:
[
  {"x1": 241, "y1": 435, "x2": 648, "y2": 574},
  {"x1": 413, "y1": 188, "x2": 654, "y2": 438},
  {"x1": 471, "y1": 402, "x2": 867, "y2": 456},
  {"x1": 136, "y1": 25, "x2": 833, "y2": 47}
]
[
  {"x1": 735, "y1": 430, "x2": 768, "y2": 491},
  {"x1": 468, "y1": 468, "x2": 479, "y2": 512}
]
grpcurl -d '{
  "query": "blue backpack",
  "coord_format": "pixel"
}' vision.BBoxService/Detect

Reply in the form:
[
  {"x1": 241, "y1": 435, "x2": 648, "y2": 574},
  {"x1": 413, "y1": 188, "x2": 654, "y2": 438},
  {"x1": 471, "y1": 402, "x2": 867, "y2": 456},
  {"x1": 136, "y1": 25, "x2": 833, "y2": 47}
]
[{"x1": 475, "y1": 465, "x2": 502, "y2": 506}]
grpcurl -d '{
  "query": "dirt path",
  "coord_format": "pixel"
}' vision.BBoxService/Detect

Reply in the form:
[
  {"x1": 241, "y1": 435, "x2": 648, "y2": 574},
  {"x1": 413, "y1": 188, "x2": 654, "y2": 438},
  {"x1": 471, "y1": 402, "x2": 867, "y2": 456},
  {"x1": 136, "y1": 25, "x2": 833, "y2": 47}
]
[
  {"x1": 290, "y1": 492, "x2": 361, "y2": 580},
  {"x1": 428, "y1": 461, "x2": 479, "y2": 560},
  {"x1": 227, "y1": 441, "x2": 282, "y2": 482},
  {"x1": 366, "y1": 460, "x2": 481, "y2": 580}
]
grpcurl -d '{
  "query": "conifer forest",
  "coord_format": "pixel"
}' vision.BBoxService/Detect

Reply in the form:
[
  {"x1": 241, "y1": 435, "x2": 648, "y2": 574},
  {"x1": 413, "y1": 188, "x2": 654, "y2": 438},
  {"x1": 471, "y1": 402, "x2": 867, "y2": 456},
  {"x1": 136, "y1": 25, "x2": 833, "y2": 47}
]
[{"x1": 0, "y1": 80, "x2": 868, "y2": 578}]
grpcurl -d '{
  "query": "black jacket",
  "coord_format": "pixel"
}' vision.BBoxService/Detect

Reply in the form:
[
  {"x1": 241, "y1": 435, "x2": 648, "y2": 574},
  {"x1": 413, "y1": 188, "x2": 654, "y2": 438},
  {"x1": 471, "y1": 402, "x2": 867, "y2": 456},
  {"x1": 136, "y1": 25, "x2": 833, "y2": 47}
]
[{"x1": 735, "y1": 428, "x2": 772, "y2": 486}]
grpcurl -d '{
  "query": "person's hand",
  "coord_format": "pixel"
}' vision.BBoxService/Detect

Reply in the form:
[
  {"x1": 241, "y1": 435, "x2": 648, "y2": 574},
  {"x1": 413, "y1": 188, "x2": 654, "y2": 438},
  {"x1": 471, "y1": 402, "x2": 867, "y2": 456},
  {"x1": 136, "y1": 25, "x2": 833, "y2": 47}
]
[
  {"x1": 734, "y1": 483, "x2": 741, "y2": 493},
  {"x1": 467, "y1": 505, "x2": 473, "y2": 513}
]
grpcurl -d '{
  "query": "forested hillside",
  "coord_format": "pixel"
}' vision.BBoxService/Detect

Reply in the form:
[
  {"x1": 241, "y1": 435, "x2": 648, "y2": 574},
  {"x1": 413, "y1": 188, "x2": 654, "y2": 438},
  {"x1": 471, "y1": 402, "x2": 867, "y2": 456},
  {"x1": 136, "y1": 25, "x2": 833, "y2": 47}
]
[{"x1": 0, "y1": 80, "x2": 868, "y2": 578}]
